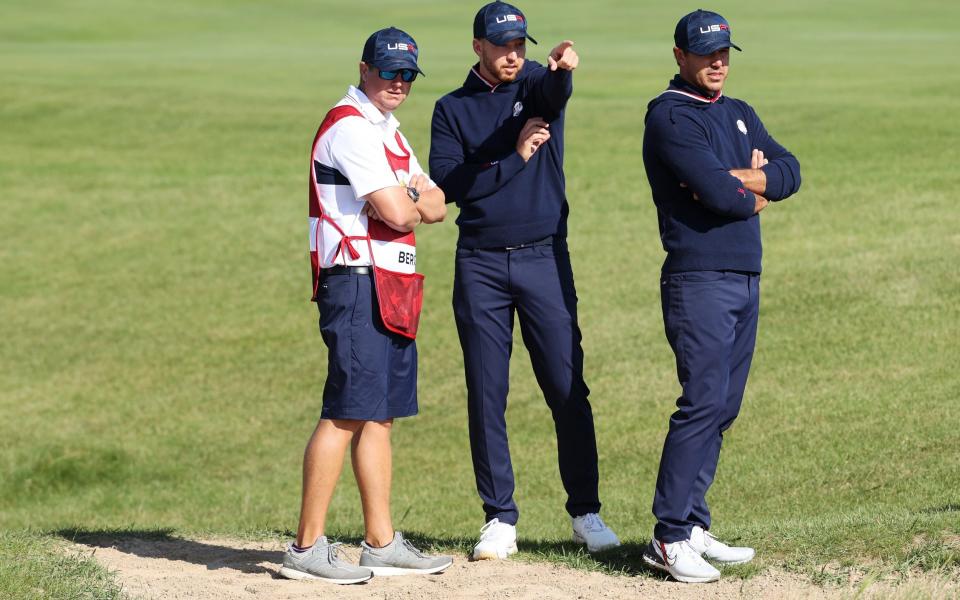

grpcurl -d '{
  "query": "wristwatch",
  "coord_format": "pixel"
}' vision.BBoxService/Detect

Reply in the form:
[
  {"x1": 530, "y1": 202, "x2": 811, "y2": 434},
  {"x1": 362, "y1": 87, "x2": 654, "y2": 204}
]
[{"x1": 406, "y1": 186, "x2": 420, "y2": 203}]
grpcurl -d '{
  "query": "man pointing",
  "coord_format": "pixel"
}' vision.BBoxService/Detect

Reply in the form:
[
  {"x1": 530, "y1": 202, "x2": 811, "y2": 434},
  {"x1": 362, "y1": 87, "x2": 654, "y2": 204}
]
[{"x1": 430, "y1": 1, "x2": 620, "y2": 561}]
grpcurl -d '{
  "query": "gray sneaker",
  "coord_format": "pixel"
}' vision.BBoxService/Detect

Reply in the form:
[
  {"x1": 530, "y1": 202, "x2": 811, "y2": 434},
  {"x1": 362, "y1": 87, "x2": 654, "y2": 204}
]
[
  {"x1": 359, "y1": 531, "x2": 453, "y2": 576},
  {"x1": 278, "y1": 537, "x2": 373, "y2": 584}
]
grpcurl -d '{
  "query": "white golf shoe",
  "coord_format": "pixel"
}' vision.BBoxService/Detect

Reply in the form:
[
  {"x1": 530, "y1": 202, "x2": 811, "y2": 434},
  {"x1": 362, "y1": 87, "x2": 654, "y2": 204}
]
[
  {"x1": 571, "y1": 513, "x2": 621, "y2": 552},
  {"x1": 472, "y1": 518, "x2": 518, "y2": 560},
  {"x1": 643, "y1": 538, "x2": 721, "y2": 583},
  {"x1": 689, "y1": 525, "x2": 755, "y2": 565}
]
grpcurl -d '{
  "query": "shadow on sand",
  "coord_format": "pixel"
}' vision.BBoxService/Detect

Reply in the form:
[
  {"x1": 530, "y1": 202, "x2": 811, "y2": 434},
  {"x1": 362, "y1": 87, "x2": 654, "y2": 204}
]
[
  {"x1": 57, "y1": 529, "x2": 286, "y2": 577},
  {"x1": 55, "y1": 528, "x2": 668, "y2": 580}
]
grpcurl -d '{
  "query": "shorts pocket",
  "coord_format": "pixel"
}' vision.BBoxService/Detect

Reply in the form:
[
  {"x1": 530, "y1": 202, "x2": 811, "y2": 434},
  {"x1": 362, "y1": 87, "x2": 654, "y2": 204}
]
[{"x1": 318, "y1": 277, "x2": 356, "y2": 335}]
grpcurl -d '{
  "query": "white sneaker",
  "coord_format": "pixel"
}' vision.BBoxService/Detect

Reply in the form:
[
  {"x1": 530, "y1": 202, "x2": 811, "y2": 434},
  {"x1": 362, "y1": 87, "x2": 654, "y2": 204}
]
[
  {"x1": 642, "y1": 538, "x2": 721, "y2": 583},
  {"x1": 571, "y1": 513, "x2": 621, "y2": 552},
  {"x1": 689, "y1": 525, "x2": 755, "y2": 565},
  {"x1": 472, "y1": 518, "x2": 517, "y2": 560}
]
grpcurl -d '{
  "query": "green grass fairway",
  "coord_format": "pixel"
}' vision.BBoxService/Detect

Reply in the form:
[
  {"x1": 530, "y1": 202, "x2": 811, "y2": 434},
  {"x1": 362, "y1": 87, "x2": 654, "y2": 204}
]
[
  {"x1": 2, "y1": 0, "x2": 959, "y2": 593},
  {"x1": 0, "y1": 531, "x2": 123, "y2": 600}
]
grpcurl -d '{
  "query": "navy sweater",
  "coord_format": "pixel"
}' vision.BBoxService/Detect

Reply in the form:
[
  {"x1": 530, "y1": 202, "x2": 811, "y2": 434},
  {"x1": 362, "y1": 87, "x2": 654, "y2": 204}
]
[
  {"x1": 643, "y1": 76, "x2": 801, "y2": 273},
  {"x1": 430, "y1": 61, "x2": 572, "y2": 248}
]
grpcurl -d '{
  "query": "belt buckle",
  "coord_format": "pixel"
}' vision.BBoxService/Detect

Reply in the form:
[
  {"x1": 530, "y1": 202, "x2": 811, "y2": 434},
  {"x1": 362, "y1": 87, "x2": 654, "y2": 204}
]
[{"x1": 504, "y1": 235, "x2": 550, "y2": 251}]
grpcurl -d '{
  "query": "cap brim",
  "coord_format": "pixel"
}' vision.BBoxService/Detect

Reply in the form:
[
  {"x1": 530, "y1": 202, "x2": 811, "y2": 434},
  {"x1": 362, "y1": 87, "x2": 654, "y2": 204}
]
[
  {"x1": 372, "y1": 59, "x2": 425, "y2": 75},
  {"x1": 486, "y1": 30, "x2": 537, "y2": 46},
  {"x1": 686, "y1": 40, "x2": 741, "y2": 55}
]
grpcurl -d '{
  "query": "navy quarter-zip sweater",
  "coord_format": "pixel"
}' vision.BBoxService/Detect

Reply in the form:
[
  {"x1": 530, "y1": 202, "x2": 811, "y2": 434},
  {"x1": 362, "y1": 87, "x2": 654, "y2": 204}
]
[
  {"x1": 430, "y1": 61, "x2": 572, "y2": 248},
  {"x1": 643, "y1": 75, "x2": 801, "y2": 273}
]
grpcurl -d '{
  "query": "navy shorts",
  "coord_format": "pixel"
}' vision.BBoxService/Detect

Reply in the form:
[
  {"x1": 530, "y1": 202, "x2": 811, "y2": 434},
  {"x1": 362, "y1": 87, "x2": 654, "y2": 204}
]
[{"x1": 315, "y1": 271, "x2": 417, "y2": 421}]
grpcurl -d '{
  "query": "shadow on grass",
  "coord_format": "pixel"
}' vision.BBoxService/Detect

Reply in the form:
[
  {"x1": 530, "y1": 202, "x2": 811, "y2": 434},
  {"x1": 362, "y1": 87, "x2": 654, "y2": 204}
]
[
  {"x1": 55, "y1": 528, "x2": 285, "y2": 577},
  {"x1": 515, "y1": 539, "x2": 674, "y2": 579},
  {"x1": 53, "y1": 528, "x2": 674, "y2": 580}
]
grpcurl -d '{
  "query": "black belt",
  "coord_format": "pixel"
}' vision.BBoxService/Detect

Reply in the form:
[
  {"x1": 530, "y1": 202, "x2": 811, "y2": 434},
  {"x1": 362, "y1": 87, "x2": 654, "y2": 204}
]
[
  {"x1": 485, "y1": 235, "x2": 555, "y2": 252},
  {"x1": 322, "y1": 265, "x2": 371, "y2": 276}
]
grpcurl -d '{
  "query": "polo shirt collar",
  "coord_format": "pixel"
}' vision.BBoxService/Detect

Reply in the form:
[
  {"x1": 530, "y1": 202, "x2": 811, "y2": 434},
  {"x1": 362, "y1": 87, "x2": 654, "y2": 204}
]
[
  {"x1": 667, "y1": 74, "x2": 723, "y2": 103},
  {"x1": 467, "y1": 64, "x2": 501, "y2": 92},
  {"x1": 464, "y1": 62, "x2": 528, "y2": 93},
  {"x1": 345, "y1": 85, "x2": 400, "y2": 130}
]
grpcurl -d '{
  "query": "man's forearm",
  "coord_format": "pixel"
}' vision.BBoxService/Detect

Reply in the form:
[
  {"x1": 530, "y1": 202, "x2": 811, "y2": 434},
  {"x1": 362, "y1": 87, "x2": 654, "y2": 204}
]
[
  {"x1": 729, "y1": 168, "x2": 766, "y2": 195},
  {"x1": 430, "y1": 105, "x2": 528, "y2": 203},
  {"x1": 759, "y1": 156, "x2": 802, "y2": 200},
  {"x1": 536, "y1": 67, "x2": 573, "y2": 117},
  {"x1": 365, "y1": 186, "x2": 421, "y2": 232},
  {"x1": 416, "y1": 187, "x2": 446, "y2": 223},
  {"x1": 433, "y1": 152, "x2": 526, "y2": 203}
]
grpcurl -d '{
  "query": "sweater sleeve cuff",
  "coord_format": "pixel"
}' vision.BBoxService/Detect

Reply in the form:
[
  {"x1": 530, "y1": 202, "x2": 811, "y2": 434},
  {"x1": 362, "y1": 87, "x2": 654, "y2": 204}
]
[
  {"x1": 761, "y1": 163, "x2": 784, "y2": 200},
  {"x1": 733, "y1": 190, "x2": 757, "y2": 219},
  {"x1": 548, "y1": 67, "x2": 573, "y2": 84},
  {"x1": 542, "y1": 68, "x2": 573, "y2": 100}
]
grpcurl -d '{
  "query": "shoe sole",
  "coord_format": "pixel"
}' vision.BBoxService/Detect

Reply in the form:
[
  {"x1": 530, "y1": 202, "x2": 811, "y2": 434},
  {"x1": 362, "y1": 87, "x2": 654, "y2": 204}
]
[
  {"x1": 472, "y1": 542, "x2": 518, "y2": 560},
  {"x1": 365, "y1": 559, "x2": 454, "y2": 576},
  {"x1": 670, "y1": 572, "x2": 721, "y2": 584},
  {"x1": 642, "y1": 551, "x2": 670, "y2": 574},
  {"x1": 278, "y1": 567, "x2": 373, "y2": 584},
  {"x1": 642, "y1": 550, "x2": 720, "y2": 583},
  {"x1": 572, "y1": 532, "x2": 621, "y2": 553},
  {"x1": 704, "y1": 551, "x2": 755, "y2": 566}
]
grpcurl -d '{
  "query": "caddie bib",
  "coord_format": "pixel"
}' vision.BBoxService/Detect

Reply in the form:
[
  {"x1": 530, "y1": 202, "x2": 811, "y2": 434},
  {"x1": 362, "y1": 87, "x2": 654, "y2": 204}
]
[{"x1": 308, "y1": 105, "x2": 424, "y2": 339}]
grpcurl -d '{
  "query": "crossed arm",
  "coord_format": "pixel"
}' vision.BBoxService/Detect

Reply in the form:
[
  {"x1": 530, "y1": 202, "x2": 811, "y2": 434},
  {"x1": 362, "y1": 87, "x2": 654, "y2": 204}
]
[
  {"x1": 364, "y1": 186, "x2": 421, "y2": 232},
  {"x1": 725, "y1": 149, "x2": 770, "y2": 213},
  {"x1": 684, "y1": 150, "x2": 770, "y2": 216},
  {"x1": 364, "y1": 174, "x2": 446, "y2": 230},
  {"x1": 731, "y1": 108, "x2": 802, "y2": 202},
  {"x1": 652, "y1": 108, "x2": 800, "y2": 218},
  {"x1": 650, "y1": 112, "x2": 760, "y2": 219},
  {"x1": 730, "y1": 150, "x2": 768, "y2": 199}
]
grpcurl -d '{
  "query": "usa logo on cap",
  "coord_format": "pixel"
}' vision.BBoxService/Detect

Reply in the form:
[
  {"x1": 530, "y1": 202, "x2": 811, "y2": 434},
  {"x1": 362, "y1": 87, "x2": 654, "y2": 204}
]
[
  {"x1": 362, "y1": 27, "x2": 425, "y2": 75},
  {"x1": 474, "y1": 1, "x2": 538, "y2": 46},
  {"x1": 674, "y1": 9, "x2": 742, "y2": 55},
  {"x1": 387, "y1": 42, "x2": 416, "y2": 53}
]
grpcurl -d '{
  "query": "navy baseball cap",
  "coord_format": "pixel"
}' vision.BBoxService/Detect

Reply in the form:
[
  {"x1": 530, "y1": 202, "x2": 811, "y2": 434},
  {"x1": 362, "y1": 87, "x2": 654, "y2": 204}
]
[
  {"x1": 361, "y1": 27, "x2": 425, "y2": 75},
  {"x1": 674, "y1": 9, "x2": 742, "y2": 55},
  {"x1": 473, "y1": 1, "x2": 538, "y2": 46}
]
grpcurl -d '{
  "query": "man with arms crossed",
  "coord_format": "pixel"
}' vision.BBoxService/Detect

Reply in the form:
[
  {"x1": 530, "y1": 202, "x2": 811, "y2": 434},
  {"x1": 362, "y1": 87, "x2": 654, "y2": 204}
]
[
  {"x1": 279, "y1": 27, "x2": 451, "y2": 584},
  {"x1": 430, "y1": 1, "x2": 619, "y2": 560},
  {"x1": 641, "y1": 10, "x2": 801, "y2": 583}
]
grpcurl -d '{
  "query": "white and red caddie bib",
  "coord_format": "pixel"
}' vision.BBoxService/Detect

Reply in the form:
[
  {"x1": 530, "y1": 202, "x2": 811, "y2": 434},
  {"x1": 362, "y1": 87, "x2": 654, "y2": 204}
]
[{"x1": 308, "y1": 101, "x2": 424, "y2": 339}]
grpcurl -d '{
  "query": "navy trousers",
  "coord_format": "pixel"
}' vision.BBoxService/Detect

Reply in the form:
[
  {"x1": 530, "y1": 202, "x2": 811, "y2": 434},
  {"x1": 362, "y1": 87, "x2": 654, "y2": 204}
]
[
  {"x1": 453, "y1": 239, "x2": 601, "y2": 525},
  {"x1": 653, "y1": 270, "x2": 760, "y2": 542}
]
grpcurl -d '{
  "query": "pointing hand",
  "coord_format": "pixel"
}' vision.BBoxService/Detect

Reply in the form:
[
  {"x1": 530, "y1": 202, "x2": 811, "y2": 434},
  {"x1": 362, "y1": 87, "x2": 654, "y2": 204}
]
[{"x1": 547, "y1": 40, "x2": 578, "y2": 71}]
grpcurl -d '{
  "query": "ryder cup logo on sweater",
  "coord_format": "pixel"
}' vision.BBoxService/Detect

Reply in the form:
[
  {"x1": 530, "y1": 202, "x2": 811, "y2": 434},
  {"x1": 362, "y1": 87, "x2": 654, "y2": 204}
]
[
  {"x1": 737, "y1": 119, "x2": 748, "y2": 134},
  {"x1": 513, "y1": 101, "x2": 523, "y2": 117}
]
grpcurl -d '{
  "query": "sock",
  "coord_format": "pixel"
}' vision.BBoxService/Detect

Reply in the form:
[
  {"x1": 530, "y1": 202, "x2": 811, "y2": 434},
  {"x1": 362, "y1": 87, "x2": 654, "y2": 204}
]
[
  {"x1": 291, "y1": 543, "x2": 312, "y2": 553},
  {"x1": 365, "y1": 532, "x2": 397, "y2": 549}
]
